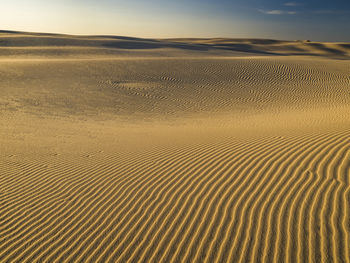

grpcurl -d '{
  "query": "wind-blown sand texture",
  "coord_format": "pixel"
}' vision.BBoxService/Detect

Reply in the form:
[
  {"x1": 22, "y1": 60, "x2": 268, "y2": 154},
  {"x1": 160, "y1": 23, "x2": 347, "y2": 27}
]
[{"x1": 1, "y1": 31, "x2": 350, "y2": 263}]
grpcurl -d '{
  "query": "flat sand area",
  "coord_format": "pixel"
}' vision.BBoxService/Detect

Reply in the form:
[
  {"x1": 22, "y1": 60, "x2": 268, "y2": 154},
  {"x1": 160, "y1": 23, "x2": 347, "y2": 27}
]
[{"x1": 1, "y1": 32, "x2": 350, "y2": 262}]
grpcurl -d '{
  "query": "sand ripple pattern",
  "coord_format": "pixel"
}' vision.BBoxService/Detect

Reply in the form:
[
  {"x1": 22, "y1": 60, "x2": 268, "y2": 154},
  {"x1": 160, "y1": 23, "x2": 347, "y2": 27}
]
[
  {"x1": 1, "y1": 57, "x2": 349, "y2": 118},
  {"x1": 1, "y1": 130, "x2": 350, "y2": 263},
  {"x1": 96, "y1": 58, "x2": 350, "y2": 116}
]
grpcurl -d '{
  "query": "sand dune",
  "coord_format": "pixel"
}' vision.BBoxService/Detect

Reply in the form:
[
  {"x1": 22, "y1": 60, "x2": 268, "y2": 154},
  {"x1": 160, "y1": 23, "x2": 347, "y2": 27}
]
[
  {"x1": 1, "y1": 31, "x2": 350, "y2": 262},
  {"x1": 1, "y1": 30, "x2": 350, "y2": 58}
]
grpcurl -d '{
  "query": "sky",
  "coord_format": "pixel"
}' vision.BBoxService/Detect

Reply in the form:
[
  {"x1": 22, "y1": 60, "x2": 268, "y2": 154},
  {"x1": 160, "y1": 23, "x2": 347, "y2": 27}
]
[{"x1": 1, "y1": 0, "x2": 349, "y2": 41}]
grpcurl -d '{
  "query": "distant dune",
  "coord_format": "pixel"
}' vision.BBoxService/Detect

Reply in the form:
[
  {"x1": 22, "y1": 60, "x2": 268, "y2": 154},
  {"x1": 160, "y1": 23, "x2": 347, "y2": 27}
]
[
  {"x1": 1, "y1": 31, "x2": 350, "y2": 262},
  {"x1": 1, "y1": 30, "x2": 350, "y2": 58}
]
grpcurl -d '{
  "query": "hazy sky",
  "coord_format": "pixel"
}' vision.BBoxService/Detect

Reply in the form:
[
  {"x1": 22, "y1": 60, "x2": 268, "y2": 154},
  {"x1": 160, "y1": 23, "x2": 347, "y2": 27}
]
[{"x1": 1, "y1": 0, "x2": 349, "y2": 41}]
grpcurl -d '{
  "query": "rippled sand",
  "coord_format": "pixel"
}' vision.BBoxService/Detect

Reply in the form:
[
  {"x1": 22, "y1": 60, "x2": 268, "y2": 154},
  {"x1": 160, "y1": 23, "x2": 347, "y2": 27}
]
[{"x1": 1, "y1": 31, "x2": 350, "y2": 263}]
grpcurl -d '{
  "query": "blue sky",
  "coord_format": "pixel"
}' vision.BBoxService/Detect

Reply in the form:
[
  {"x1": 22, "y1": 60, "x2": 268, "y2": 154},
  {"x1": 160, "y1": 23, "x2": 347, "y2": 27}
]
[{"x1": 1, "y1": 0, "x2": 349, "y2": 41}]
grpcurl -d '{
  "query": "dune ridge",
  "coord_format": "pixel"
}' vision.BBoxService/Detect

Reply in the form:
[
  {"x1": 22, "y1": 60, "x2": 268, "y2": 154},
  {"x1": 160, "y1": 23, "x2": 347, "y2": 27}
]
[{"x1": 1, "y1": 30, "x2": 350, "y2": 58}]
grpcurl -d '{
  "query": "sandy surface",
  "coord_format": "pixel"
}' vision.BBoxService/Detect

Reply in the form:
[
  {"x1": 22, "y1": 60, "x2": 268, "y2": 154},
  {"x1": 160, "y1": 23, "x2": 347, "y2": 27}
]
[{"x1": 1, "y1": 31, "x2": 350, "y2": 262}]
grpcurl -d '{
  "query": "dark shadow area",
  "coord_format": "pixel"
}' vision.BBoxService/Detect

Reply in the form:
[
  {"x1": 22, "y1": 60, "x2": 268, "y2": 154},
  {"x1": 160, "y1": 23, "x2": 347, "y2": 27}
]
[
  {"x1": 308, "y1": 43, "x2": 347, "y2": 56},
  {"x1": 102, "y1": 41, "x2": 209, "y2": 51},
  {"x1": 0, "y1": 30, "x2": 74, "y2": 37},
  {"x1": 339, "y1": 43, "x2": 350, "y2": 49},
  {"x1": 102, "y1": 41, "x2": 164, "y2": 49},
  {"x1": 0, "y1": 30, "x2": 26, "y2": 34},
  {"x1": 91, "y1": 35, "x2": 161, "y2": 42},
  {"x1": 249, "y1": 39, "x2": 286, "y2": 45},
  {"x1": 275, "y1": 46, "x2": 305, "y2": 52},
  {"x1": 207, "y1": 44, "x2": 278, "y2": 55}
]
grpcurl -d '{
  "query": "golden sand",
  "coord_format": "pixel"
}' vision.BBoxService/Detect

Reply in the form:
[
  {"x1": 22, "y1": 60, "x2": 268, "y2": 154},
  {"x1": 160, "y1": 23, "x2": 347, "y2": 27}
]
[{"x1": 1, "y1": 31, "x2": 350, "y2": 262}]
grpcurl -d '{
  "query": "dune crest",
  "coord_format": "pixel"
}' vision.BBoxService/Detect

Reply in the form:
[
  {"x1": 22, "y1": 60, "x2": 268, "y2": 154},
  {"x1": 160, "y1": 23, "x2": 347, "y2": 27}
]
[{"x1": 1, "y1": 30, "x2": 350, "y2": 58}]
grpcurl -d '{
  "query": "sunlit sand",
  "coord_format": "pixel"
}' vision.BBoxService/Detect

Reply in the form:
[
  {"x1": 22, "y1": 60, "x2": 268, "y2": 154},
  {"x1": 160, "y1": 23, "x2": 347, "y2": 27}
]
[{"x1": 1, "y1": 31, "x2": 350, "y2": 262}]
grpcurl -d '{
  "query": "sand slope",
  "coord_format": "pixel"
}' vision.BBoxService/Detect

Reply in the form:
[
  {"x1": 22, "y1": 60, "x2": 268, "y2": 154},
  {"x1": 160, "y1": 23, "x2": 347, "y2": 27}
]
[{"x1": 0, "y1": 31, "x2": 350, "y2": 262}]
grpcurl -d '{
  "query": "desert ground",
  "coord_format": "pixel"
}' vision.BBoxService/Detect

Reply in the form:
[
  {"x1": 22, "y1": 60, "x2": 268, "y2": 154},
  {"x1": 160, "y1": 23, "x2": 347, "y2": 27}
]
[{"x1": 0, "y1": 31, "x2": 350, "y2": 262}]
